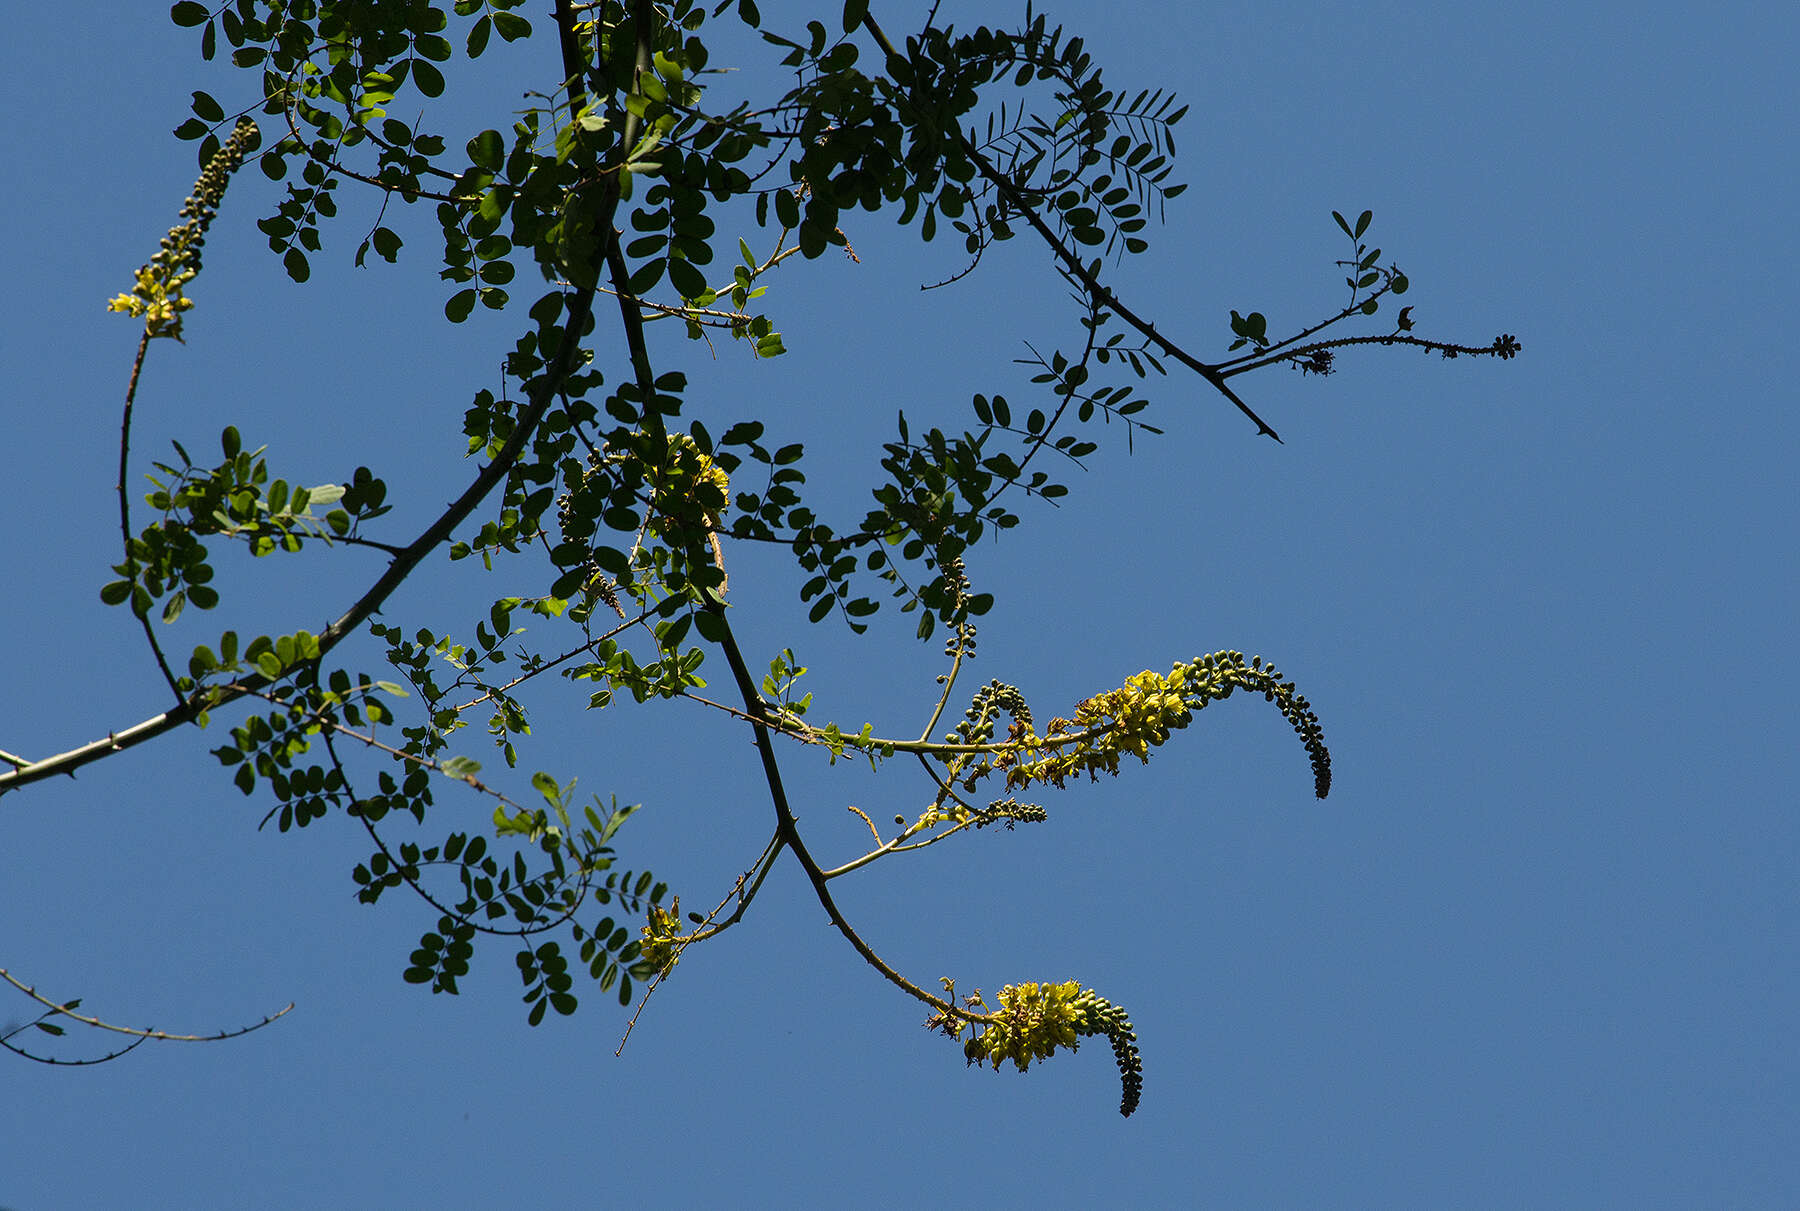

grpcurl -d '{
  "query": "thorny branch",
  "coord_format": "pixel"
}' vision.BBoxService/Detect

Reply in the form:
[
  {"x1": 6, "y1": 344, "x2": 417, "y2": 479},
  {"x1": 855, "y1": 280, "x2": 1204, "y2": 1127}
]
[{"x1": 0, "y1": 966, "x2": 292, "y2": 1065}]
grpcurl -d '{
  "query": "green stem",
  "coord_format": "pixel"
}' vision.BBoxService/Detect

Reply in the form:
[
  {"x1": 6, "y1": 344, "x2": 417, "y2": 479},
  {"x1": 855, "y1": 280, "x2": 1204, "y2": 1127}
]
[{"x1": 117, "y1": 329, "x2": 185, "y2": 699}]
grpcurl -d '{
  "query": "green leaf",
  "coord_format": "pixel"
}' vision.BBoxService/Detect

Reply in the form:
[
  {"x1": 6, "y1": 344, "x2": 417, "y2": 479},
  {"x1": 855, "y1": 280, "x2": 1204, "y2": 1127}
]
[
  {"x1": 841, "y1": 0, "x2": 869, "y2": 32},
  {"x1": 493, "y1": 12, "x2": 531, "y2": 40},
  {"x1": 171, "y1": 2, "x2": 210, "y2": 26},
  {"x1": 774, "y1": 189, "x2": 799, "y2": 229},
  {"x1": 442, "y1": 755, "x2": 482, "y2": 779},
  {"x1": 668, "y1": 257, "x2": 707, "y2": 299},
  {"x1": 100, "y1": 580, "x2": 133, "y2": 606},
  {"x1": 412, "y1": 59, "x2": 445, "y2": 98},
  {"x1": 1354, "y1": 209, "x2": 1372, "y2": 239},
  {"x1": 466, "y1": 14, "x2": 491, "y2": 56},
  {"x1": 190, "y1": 90, "x2": 224, "y2": 122},
  {"x1": 371, "y1": 226, "x2": 402, "y2": 262},
  {"x1": 467, "y1": 129, "x2": 504, "y2": 171},
  {"x1": 694, "y1": 608, "x2": 726, "y2": 643},
  {"x1": 445, "y1": 288, "x2": 477, "y2": 322},
  {"x1": 283, "y1": 248, "x2": 310, "y2": 282},
  {"x1": 626, "y1": 258, "x2": 665, "y2": 294}
]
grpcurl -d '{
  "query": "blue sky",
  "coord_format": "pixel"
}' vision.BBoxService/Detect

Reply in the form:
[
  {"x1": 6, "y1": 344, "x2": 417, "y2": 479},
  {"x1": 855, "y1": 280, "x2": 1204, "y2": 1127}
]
[{"x1": 3, "y1": 2, "x2": 1794, "y2": 1207}]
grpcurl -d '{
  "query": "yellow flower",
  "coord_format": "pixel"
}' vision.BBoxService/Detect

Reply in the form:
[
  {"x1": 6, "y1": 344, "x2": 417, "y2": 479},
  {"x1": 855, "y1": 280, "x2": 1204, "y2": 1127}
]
[{"x1": 108, "y1": 118, "x2": 255, "y2": 340}]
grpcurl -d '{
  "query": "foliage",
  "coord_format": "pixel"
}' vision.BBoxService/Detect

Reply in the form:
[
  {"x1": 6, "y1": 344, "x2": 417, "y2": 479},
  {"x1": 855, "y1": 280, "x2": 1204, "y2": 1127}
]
[{"x1": 1, "y1": 0, "x2": 1517, "y2": 1115}]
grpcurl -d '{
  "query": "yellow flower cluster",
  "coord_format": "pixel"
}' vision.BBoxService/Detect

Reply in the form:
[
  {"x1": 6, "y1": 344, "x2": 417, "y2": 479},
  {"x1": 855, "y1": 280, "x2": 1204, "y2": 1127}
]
[
  {"x1": 648, "y1": 435, "x2": 730, "y2": 530},
  {"x1": 639, "y1": 899, "x2": 684, "y2": 977},
  {"x1": 108, "y1": 117, "x2": 257, "y2": 340},
  {"x1": 995, "y1": 651, "x2": 1331, "y2": 799},
  {"x1": 953, "y1": 979, "x2": 1145, "y2": 1116},
  {"x1": 107, "y1": 262, "x2": 196, "y2": 338},
  {"x1": 961, "y1": 980, "x2": 1089, "y2": 1072},
  {"x1": 1003, "y1": 666, "x2": 1193, "y2": 790}
]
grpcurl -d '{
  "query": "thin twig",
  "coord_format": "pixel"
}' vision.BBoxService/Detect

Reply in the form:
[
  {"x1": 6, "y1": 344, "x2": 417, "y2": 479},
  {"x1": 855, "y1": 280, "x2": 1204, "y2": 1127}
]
[
  {"x1": 0, "y1": 965, "x2": 293, "y2": 1060},
  {"x1": 615, "y1": 829, "x2": 784, "y2": 1054}
]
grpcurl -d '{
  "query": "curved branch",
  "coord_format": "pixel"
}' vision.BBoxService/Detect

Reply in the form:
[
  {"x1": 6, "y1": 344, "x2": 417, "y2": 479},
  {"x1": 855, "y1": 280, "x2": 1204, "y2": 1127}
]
[
  {"x1": 0, "y1": 965, "x2": 292, "y2": 1065},
  {"x1": 705, "y1": 598, "x2": 958, "y2": 1018},
  {"x1": 117, "y1": 330, "x2": 186, "y2": 700}
]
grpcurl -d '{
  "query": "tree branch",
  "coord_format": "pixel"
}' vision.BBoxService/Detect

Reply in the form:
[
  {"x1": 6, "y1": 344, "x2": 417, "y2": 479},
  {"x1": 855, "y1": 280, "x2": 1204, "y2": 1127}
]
[
  {"x1": 0, "y1": 965, "x2": 292, "y2": 1065},
  {"x1": 860, "y1": 14, "x2": 1284, "y2": 442},
  {"x1": 704, "y1": 598, "x2": 957, "y2": 1017}
]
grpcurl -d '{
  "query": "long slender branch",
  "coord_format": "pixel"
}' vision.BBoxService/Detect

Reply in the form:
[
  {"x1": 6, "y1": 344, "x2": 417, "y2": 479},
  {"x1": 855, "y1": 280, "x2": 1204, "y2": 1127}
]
[
  {"x1": 677, "y1": 679, "x2": 1171, "y2": 764},
  {"x1": 614, "y1": 828, "x2": 786, "y2": 1054},
  {"x1": 0, "y1": 1030, "x2": 148, "y2": 1066},
  {"x1": 0, "y1": 966, "x2": 292, "y2": 1050},
  {"x1": 1226, "y1": 330, "x2": 1519, "y2": 376},
  {"x1": 1212, "y1": 276, "x2": 1399, "y2": 375},
  {"x1": 819, "y1": 816, "x2": 984, "y2": 880},
  {"x1": 117, "y1": 330, "x2": 185, "y2": 699},
  {"x1": 450, "y1": 606, "x2": 657, "y2": 713},
  {"x1": 680, "y1": 830, "x2": 786, "y2": 947},
  {"x1": 705, "y1": 599, "x2": 956, "y2": 1016},
  {"x1": 917, "y1": 642, "x2": 968, "y2": 744}
]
